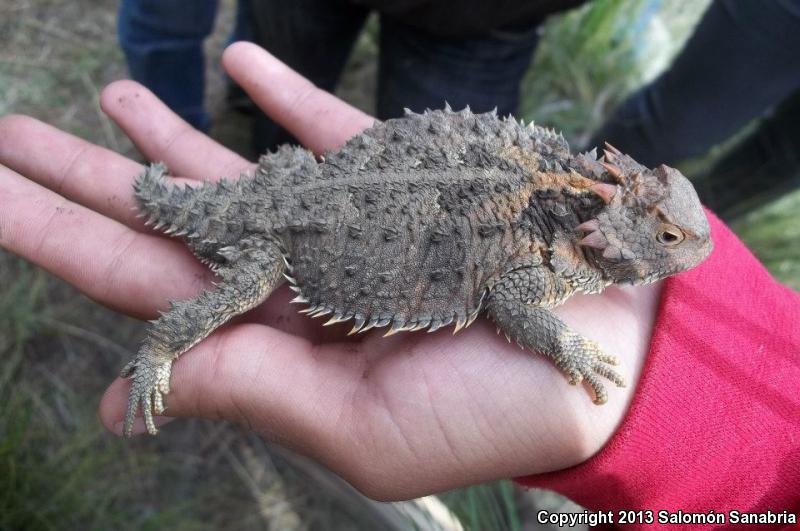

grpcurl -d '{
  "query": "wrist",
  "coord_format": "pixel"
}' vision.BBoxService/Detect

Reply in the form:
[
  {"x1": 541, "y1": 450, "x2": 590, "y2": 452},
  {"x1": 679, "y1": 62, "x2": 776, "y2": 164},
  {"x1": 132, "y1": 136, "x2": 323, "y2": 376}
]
[{"x1": 543, "y1": 280, "x2": 662, "y2": 468}]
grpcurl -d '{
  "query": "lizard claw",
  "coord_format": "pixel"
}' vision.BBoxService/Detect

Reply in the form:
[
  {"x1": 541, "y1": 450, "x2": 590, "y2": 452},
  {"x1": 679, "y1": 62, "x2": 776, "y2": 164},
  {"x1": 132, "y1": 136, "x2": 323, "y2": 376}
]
[
  {"x1": 121, "y1": 355, "x2": 173, "y2": 437},
  {"x1": 555, "y1": 334, "x2": 625, "y2": 405}
]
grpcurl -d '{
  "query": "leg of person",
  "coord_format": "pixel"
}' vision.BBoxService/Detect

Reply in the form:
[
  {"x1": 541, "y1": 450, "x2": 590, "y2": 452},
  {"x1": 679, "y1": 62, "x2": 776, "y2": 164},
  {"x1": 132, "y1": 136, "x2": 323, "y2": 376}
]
[
  {"x1": 591, "y1": 0, "x2": 800, "y2": 167},
  {"x1": 247, "y1": 0, "x2": 371, "y2": 152},
  {"x1": 121, "y1": 238, "x2": 285, "y2": 436},
  {"x1": 230, "y1": 0, "x2": 254, "y2": 43},
  {"x1": 696, "y1": 90, "x2": 800, "y2": 219},
  {"x1": 225, "y1": 0, "x2": 258, "y2": 114},
  {"x1": 376, "y1": 16, "x2": 541, "y2": 120},
  {"x1": 118, "y1": 0, "x2": 218, "y2": 132}
]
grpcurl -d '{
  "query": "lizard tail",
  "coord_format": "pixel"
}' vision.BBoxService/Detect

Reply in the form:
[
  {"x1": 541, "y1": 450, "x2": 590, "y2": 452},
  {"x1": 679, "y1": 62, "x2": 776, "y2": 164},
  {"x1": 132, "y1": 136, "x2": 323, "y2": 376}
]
[
  {"x1": 133, "y1": 162, "x2": 214, "y2": 237},
  {"x1": 134, "y1": 163, "x2": 270, "y2": 246}
]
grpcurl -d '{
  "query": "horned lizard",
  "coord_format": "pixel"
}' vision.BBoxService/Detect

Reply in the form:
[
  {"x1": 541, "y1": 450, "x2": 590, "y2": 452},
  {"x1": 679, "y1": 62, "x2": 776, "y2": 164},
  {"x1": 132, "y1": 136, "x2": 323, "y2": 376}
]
[{"x1": 122, "y1": 106, "x2": 712, "y2": 436}]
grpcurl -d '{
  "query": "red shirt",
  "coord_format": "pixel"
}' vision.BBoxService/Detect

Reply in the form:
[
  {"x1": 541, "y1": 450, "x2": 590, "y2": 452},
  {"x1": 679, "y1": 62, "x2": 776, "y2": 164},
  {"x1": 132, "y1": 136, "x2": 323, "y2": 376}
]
[{"x1": 518, "y1": 212, "x2": 800, "y2": 529}]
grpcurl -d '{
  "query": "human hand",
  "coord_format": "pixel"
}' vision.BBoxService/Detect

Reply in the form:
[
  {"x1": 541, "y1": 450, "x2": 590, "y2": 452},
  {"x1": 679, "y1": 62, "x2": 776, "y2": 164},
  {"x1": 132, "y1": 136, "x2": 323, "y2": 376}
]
[{"x1": 0, "y1": 42, "x2": 661, "y2": 500}]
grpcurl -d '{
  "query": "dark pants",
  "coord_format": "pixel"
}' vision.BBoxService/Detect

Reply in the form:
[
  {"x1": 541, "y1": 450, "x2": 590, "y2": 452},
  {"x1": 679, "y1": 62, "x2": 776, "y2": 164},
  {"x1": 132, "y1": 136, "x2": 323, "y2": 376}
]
[
  {"x1": 694, "y1": 92, "x2": 800, "y2": 218},
  {"x1": 119, "y1": 0, "x2": 541, "y2": 154},
  {"x1": 593, "y1": 0, "x2": 800, "y2": 216},
  {"x1": 248, "y1": 0, "x2": 540, "y2": 152}
]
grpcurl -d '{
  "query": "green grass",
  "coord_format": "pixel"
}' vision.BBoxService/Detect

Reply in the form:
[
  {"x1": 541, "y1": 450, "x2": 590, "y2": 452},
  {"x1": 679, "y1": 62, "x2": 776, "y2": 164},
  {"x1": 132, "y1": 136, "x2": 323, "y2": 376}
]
[
  {"x1": 0, "y1": 263, "x2": 48, "y2": 355},
  {"x1": 520, "y1": 0, "x2": 710, "y2": 147},
  {"x1": 521, "y1": 0, "x2": 648, "y2": 145},
  {"x1": 732, "y1": 191, "x2": 800, "y2": 290},
  {"x1": 441, "y1": 481, "x2": 521, "y2": 531},
  {"x1": 0, "y1": 260, "x2": 211, "y2": 531}
]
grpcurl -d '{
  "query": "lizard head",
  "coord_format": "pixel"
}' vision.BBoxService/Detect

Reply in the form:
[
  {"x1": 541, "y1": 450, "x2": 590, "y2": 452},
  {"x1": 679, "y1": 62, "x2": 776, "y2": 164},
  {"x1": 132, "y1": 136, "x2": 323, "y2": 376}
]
[{"x1": 576, "y1": 145, "x2": 713, "y2": 285}]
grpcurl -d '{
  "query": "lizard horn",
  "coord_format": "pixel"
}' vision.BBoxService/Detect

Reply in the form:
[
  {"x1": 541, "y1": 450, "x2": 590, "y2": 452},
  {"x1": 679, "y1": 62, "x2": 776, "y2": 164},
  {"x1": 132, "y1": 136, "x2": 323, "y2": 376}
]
[
  {"x1": 600, "y1": 162, "x2": 624, "y2": 181},
  {"x1": 604, "y1": 141, "x2": 622, "y2": 156},
  {"x1": 589, "y1": 183, "x2": 617, "y2": 204},
  {"x1": 579, "y1": 230, "x2": 609, "y2": 249},
  {"x1": 575, "y1": 219, "x2": 600, "y2": 232}
]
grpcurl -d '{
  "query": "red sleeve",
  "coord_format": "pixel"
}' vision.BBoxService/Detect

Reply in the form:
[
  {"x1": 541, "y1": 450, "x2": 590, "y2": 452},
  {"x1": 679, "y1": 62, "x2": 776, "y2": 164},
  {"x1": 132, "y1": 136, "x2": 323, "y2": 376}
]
[{"x1": 517, "y1": 211, "x2": 800, "y2": 529}]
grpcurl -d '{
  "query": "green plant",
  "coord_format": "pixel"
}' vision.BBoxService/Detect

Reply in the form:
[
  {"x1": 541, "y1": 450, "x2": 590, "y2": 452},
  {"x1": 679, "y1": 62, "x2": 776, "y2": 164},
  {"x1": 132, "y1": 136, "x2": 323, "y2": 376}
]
[
  {"x1": 732, "y1": 191, "x2": 800, "y2": 290},
  {"x1": 440, "y1": 481, "x2": 521, "y2": 531}
]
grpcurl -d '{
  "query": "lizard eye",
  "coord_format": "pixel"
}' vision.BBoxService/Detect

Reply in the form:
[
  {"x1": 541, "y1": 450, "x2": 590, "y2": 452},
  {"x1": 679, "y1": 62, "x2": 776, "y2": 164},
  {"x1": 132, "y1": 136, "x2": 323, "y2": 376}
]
[{"x1": 656, "y1": 225, "x2": 685, "y2": 246}]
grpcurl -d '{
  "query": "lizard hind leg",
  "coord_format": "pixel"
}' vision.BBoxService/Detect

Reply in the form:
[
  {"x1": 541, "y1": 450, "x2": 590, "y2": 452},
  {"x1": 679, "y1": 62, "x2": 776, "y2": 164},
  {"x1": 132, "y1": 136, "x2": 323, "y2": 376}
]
[
  {"x1": 121, "y1": 238, "x2": 285, "y2": 437},
  {"x1": 486, "y1": 267, "x2": 626, "y2": 405}
]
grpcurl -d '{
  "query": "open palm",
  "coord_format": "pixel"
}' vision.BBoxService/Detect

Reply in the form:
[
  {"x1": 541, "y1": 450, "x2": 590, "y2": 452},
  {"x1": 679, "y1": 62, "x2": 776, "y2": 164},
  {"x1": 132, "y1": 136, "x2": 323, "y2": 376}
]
[{"x1": 0, "y1": 42, "x2": 660, "y2": 500}]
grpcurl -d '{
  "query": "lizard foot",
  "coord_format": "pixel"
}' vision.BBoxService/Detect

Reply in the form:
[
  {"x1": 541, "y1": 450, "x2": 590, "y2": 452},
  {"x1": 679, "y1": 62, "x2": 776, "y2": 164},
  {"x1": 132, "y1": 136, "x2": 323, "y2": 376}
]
[
  {"x1": 554, "y1": 333, "x2": 626, "y2": 405},
  {"x1": 120, "y1": 355, "x2": 173, "y2": 436}
]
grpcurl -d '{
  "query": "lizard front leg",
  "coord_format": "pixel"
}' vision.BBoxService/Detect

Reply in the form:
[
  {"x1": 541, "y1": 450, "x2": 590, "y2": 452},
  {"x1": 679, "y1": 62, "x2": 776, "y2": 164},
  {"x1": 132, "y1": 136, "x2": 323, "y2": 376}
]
[
  {"x1": 121, "y1": 238, "x2": 285, "y2": 436},
  {"x1": 486, "y1": 267, "x2": 625, "y2": 404}
]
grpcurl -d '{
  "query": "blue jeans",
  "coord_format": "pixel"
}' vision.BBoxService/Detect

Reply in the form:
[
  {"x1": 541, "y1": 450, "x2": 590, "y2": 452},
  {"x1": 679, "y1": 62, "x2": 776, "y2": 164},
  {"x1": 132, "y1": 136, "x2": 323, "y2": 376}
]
[{"x1": 118, "y1": 0, "x2": 253, "y2": 132}]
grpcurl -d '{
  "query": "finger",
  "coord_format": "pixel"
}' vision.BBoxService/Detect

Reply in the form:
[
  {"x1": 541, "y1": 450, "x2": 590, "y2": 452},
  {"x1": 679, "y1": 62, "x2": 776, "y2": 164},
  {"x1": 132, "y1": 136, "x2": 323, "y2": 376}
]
[
  {"x1": 222, "y1": 42, "x2": 375, "y2": 155},
  {"x1": 0, "y1": 163, "x2": 212, "y2": 318},
  {"x1": 99, "y1": 80, "x2": 253, "y2": 179},
  {"x1": 0, "y1": 115, "x2": 149, "y2": 229}
]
